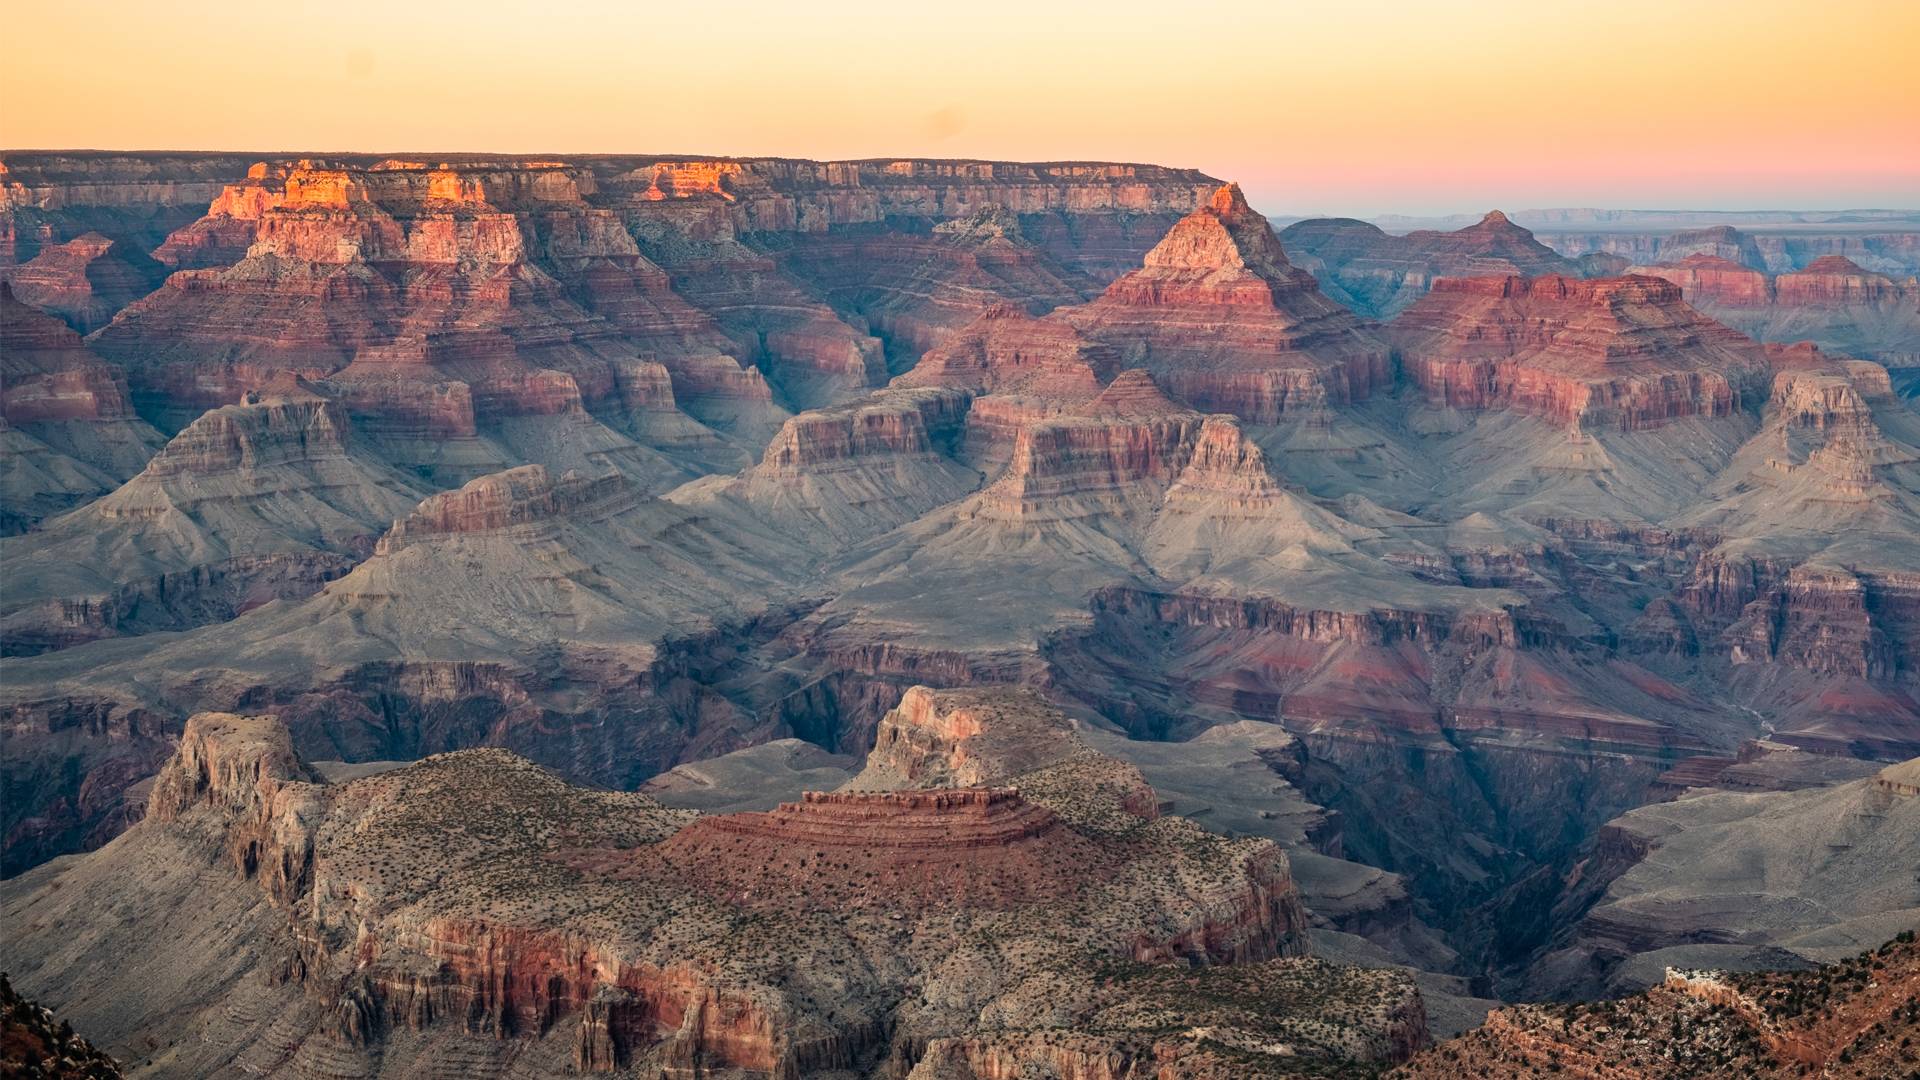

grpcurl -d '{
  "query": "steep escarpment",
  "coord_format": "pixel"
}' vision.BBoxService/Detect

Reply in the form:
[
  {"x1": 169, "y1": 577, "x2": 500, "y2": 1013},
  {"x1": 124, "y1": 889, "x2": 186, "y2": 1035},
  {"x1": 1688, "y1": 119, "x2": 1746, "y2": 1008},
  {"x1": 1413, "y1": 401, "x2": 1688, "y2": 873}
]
[
  {"x1": 1635, "y1": 253, "x2": 1920, "y2": 363},
  {"x1": 1, "y1": 392, "x2": 426, "y2": 655},
  {"x1": 1523, "y1": 761, "x2": 1920, "y2": 1000},
  {"x1": 0, "y1": 231, "x2": 165, "y2": 332},
  {"x1": 0, "y1": 696, "x2": 1420, "y2": 1078},
  {"x1": 90, "y1": 160, "x2": 766, "y2": 455},
  {"x1": 1059, "y1": 185, "x2": 1392, "y2": 423},
  {"x1": 1391, "y1": 274, "x2": 1772, "y2": 430},
  {"x1": 0, "y1": 284, "x2": 164, "y2": 528},
  {"x1": 1282, "y1": 210, "x2": 1581, "y2": 319}
]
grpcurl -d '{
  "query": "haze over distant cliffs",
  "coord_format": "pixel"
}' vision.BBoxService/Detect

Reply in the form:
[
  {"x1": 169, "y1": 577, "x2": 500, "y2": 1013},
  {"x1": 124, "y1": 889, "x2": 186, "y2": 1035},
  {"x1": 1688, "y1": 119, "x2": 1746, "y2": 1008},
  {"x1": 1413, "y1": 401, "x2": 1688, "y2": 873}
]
[{"x1": 2, "y1": 148, "x2": 1916, "y2": 1079}]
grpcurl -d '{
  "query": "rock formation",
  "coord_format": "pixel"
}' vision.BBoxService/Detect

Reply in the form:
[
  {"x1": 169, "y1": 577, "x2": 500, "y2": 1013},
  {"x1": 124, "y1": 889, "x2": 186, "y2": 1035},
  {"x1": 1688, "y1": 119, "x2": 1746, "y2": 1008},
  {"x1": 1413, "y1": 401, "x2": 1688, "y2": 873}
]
[
  {"x1": 1059, "y1": 185, "x2": 1392, "y2": 423},
  {"x1": 1634, "y1": 253, "x2": 1920, "y2": 363},
  {"x1": 0, "y1": 390, "x2": 426, "y2": 655},
  {"x1": 4, "y1": 150, "x2": 1920, "y2": 1065},
  {"x1": 0, "y1": 695, "x2": 1427, "y2": 1077},
  {"x1": 0, "y1": 231, "x2": 165, "y2": 332},
  {"x1": 1391, "y1": 274, "x2": 1773, "y2": 430},
  {"x1": 1399, "y1": 935, "x2": 1920, "y2": 1078},
  {"x1": 1281, "y1": 210, "x2": 1580, "y2": 318},
  {"x1": 0, "y1": 284, "x2": 164, "y2": 530}
]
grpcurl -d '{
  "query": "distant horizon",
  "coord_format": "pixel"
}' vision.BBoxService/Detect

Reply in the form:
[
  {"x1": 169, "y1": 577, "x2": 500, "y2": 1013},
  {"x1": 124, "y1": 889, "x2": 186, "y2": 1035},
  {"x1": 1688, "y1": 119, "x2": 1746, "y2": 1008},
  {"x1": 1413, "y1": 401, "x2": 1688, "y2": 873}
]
[
  {"x1": 6, "y1": 0, "x2": 1915, "y2": 218},
  {"x1": 6, "y1": 145, "x2": 1917, "y2": 226}
]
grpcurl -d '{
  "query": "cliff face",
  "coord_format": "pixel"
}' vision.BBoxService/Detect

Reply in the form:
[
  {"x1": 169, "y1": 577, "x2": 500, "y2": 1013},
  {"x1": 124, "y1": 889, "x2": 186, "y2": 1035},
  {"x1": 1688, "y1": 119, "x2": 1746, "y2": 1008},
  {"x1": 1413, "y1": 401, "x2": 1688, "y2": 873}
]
[
  {"x1": 0, "y1": 696, "x2": 1410, "y2": 1079},
  {"x1": 2, "y1": 393, "x2": 426, "y2": 654},
  {"x1": 1634, "y1": 253, "x2": 1920, "y2": 362},
  {"x1": 1059, "y1": 185, "x2": 1392, "y2": 423},
  {"x1": 0, "y1": 284, "x2": 166, "y2": 530},
  {"x1": 0, "y1": 151, "x2": 1216, "y2": 488},
  {"x1": 1391, "y1": 274, "x2": 1773, "y2": 429},
  {"x1": 0, "y1": 232, "x2": 165, "y2": 333}
]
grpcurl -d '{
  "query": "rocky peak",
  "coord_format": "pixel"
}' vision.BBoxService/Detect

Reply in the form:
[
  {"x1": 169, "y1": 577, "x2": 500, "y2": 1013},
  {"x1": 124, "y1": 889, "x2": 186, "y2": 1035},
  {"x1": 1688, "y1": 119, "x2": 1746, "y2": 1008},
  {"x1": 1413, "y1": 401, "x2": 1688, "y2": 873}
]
[
  {"x1": 145, "y1": 712, "x2": 315, "y2": 822},
  {"x1": 892, "y1": 307, "x2": 1117, "y2": 399},
  {"x1": 850, "y1": 685, "x2": 1114, "y2": 793},
  {"x1": 1077, "y1": 368, "x2": 1188, "y2": 418},
  {"x1": 1141, "y1": 182, "x2": 1291, "y2": 275}
]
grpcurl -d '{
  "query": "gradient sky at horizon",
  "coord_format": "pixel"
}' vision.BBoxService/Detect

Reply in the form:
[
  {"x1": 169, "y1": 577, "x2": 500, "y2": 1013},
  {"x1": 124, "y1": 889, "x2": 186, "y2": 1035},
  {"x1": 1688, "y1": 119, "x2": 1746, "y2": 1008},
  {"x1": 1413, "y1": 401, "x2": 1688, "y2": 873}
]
[{"x1": 5, "y1": 0, "x2": 1916, "y2": 217}]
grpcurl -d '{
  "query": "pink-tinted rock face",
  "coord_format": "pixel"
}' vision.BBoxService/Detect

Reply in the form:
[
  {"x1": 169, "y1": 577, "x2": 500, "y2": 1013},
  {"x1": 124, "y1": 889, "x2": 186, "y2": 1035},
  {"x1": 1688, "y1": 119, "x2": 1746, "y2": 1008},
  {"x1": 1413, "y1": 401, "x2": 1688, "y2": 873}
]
[
  {"x1": 658, "y1": 788, "x2": 1099, "y2": 910},
  {"x1": 0, "y1": 283, "x2": 164, "y2": 516},
  {"x1": 1059, "y1": 185, "x2": 1392, "y2": 423},
  {"x1": 0, "y1": 232, "x2": 165, "y2": 332},
  {"x1": 0, "y1": 284, "x2": 140, "y2": 426},
  {"x1": 1633, "y1": 253, "x2": 1920, "y2": 363},
  {"x1": 776, "y1": 211, "x2": 1097, "y2": 364},
  {"x1": 1390, "y1": 274, "x2": 1773, "y2": 428},
  {"x1": 1634, "y1": 254, "x2": 1775, "y2": 307},
  {"x1": 1775, "y1": 255, "x2": 1912, "y2": 306},
  {"x1": 1281, "y1": 209, "x2": 1581, "y2": 318},
  {"x1": 374, "y1": 464, "x2": 600, "y2": 550},
  {"x1": 893, "y1": 304, "x2": 1118, "y2": 399},
  {"x1": 951, "y1": 369, "x2": 1307, "y2": 534},
  {"x1": 87, "y1": 160, "x2": 767, "y2": 441},
  {"x1": 755, "y1": 388, "x2": 970, "y2": 475}
]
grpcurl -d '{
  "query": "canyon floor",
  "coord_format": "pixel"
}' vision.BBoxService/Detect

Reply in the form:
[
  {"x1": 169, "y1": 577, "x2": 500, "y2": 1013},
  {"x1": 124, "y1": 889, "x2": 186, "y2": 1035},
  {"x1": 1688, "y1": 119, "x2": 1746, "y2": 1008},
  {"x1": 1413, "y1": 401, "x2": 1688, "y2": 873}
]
[{"x1": 1, "y1": 150, "x2": 1917, "y2": 1078}]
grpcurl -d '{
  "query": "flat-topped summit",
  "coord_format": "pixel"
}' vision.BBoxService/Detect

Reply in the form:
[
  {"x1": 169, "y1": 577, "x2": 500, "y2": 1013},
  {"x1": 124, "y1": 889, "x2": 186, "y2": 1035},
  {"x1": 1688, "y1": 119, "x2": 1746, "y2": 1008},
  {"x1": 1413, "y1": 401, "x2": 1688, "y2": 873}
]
[{"x1": 1392, "y1": 272, "x2": 1774, "y2": 428}]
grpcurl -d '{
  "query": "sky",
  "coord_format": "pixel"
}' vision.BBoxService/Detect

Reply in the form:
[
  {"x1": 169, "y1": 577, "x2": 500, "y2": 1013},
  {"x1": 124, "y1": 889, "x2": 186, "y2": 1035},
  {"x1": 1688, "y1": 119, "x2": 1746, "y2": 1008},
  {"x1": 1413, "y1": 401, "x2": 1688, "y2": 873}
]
[{"x1": 4, "y1": 0, "x2": 1916, "y2": 217}]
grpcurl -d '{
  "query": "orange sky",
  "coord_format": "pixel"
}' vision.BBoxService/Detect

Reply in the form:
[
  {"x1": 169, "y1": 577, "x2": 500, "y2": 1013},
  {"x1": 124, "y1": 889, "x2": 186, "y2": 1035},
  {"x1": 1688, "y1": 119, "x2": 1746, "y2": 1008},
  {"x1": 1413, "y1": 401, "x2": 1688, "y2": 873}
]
[{"x1": 5, "y1": 0, "x2": 1916, "y2": 215}]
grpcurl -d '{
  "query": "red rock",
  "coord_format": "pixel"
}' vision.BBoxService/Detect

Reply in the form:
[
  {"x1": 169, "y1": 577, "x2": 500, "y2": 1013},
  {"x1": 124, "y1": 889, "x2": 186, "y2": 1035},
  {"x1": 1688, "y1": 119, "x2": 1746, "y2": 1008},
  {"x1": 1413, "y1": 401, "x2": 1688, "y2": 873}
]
[
  {"x1": 1775, "y1": 255, "x2": 1912, "y2": 306},
  {"x1": 89, "y1": 160, "x2": 767, "y2": 447},
  {"x1": 0, "y1": 231, "x2": 165, "y2": 332},
  {"x1": 1390, "y1": 274, "x2": 1773, "y2": 429},
  {"x1": 0, "y1": 283, "x2": 164, "y2": 520},
  {"x1": 658, "y1": 788, "x2": 1097, "y2": 911},
  {"x1": 1060, "y1": 184, "x2": 1392, "y2": 423},
  {"x1": 1, "y1": 284, "x2": 140, "y2": 426},
  {"x1": 776, "y1": 208, "x2": 1097, "y2": 364},
  {"x1": 1281, "y1": 209, "x2": 1580, "y2": 318},
  {"x1": 893, "y1": 304, "x2": 1117, "y2": 399},
  {"x1": 1633, "y1": 254, "x2": 1774, "y2": 307}
]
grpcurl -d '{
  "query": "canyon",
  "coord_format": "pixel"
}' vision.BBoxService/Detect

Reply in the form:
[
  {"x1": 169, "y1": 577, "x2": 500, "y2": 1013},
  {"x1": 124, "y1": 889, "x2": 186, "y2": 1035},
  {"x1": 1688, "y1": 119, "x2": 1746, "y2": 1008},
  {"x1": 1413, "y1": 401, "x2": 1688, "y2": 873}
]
[{"x1": 2, "y1": 149, "x2": 1917, "y2": 1078}]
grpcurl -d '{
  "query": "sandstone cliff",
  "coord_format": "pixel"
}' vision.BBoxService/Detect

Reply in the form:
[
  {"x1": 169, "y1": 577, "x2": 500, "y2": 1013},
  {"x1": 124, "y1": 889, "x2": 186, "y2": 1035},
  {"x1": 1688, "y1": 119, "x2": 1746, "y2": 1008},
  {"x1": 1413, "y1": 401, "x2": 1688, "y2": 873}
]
[
  {"x1": 0, "y1": 696, "x2": 1425, "y2": 1078},
  {"x1": 1059, "y1": 185, "x2": 1392, "y2": 423}
]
